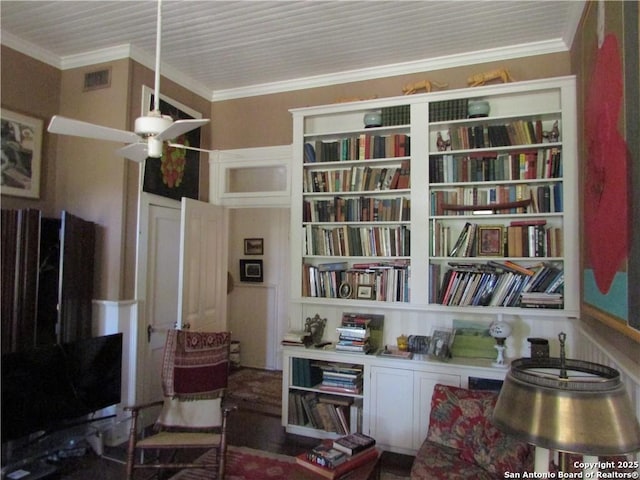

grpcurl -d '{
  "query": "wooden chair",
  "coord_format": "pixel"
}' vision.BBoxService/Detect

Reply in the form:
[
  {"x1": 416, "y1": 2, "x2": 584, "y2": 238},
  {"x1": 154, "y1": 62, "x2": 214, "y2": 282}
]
[{"x1": 125, "y1": 330, "x2": 235, "y2": 479}]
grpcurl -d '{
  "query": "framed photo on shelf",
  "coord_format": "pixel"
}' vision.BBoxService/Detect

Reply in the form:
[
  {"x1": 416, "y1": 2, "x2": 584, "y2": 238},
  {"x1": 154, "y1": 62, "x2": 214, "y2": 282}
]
[
  {"x1": 1, "y1": 108, "x2": 43, "y2": 199},
  {"x1": 356, "y1": 284, "x2": 374, "y2": 300},
  {"x1": 244, "y1": 238, "x2": 264, "y2": 255},
  {"x1": 339, "y1": 282, "x2": 352, "y2": 299},
  {"x1": 478, "y1": 225, "x2": 504, "y2": 256},
  {"x1": 428, "y1": 329, "x2": 454, "y2": 360},
  {"x1": 239, "y1": 259, "x2": 263, "y2": 282}
]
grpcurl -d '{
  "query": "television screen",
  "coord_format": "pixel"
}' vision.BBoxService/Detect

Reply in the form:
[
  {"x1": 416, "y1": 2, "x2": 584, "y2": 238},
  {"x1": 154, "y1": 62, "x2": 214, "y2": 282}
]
[{"x1": 1, "y1": 333, "x2": 123, "y2": 444}]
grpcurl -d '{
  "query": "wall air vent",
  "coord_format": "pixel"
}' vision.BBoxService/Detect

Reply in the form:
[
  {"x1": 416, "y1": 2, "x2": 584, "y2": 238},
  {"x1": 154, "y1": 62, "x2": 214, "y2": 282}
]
[{"x1": 83, "y1": 68, "x2": 111, "y2": 91}]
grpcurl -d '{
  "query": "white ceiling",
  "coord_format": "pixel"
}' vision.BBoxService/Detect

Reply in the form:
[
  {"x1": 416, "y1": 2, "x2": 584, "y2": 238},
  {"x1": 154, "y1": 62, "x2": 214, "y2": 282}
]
[{"x1": 1, "y1": 1, "x2": 586, "y2": 101}]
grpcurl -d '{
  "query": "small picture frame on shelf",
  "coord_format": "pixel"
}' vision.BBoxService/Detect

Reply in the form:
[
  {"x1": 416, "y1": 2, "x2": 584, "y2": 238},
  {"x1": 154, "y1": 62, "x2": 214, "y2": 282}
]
[
  {"x1": 339, "y1": 282, "x2": 353, "y2": 299},
  {"x1": 239, "y1": 259, "x2": 263, "y2": 282},
  {"x1": 478, "y1": 225, "x2": 504, "y2": 256},
  {"x1": 356, "y1": 284, "x2": 374, "y2": 300},
  {"x1": 244, "y1": 238, "x2": 263, "y2": 255},
  {"x1": 429, "y1": 329, "x2": 454, "y2": 360}
]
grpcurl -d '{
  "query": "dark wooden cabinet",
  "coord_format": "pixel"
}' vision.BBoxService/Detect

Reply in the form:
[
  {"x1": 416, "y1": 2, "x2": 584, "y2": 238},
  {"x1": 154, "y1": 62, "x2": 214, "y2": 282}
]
[{"x1": 1, "y1": 209, "x2": 95, "y2": 353}]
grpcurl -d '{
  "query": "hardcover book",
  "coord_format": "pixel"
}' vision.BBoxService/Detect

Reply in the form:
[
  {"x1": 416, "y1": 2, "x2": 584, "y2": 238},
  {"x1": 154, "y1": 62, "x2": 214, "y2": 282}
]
[{"x1": 332, "y1": 432, "x2": 376, "y2": 455}]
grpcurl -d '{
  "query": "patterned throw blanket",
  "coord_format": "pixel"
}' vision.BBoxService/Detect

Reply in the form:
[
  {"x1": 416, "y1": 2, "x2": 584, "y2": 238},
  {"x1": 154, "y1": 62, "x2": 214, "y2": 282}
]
[{"x1": 162, "y1": 330, "x2": 230, "y2": 400}]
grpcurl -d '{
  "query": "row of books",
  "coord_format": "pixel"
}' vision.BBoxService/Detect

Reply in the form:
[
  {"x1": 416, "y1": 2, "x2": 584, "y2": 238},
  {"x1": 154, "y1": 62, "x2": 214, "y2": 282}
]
[
  {"x1": 303, "y1": 225, "x2": 411, "y2": 257},
  {"x1": 302, "y1": 262, "x2": 410, "y2": 302},
  {"x1": 303, "y1": 196, "x2": 411, "y2": 222},
  {"x1": 437, "y1": 220, "x2": 563, "y2": 259},
  {"x1": 291, "y1": 357, "x2": 323, "y2": 388},
  {"x1": 381, "y1": 105, "x2": 410, "y2": 126},
  {"x1": 431, "y1": 261, "x2": 564, "y2": 308},
  {"x1": 304, "y1": 134, "x2": 410, "y2": 163},
  {"x1": 288, "y1": 391, "x2": 358, "y2": 434},
  {"x1": 296, "y1": 433, "x2": 377, "y2": 479},
  {"x1": 303, "y1": 162, "x2": 410, "y2": 193},
  {"x1": 430, "y1": 183, "x2": 562, "y2": 216},
  {"x1": 436, "y1": 119, "x2": 556, "y2": 151},
  {"x1": 429, "y1": 148, "x2": 562, "y2": 184},
  {"x1": 429, "y1": 98, "x2": 469, "y2": 122}
]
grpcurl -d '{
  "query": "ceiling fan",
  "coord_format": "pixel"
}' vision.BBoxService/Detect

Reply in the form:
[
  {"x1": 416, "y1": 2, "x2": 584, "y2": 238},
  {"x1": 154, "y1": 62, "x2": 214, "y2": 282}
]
[{"x1": 47, "y1": 0, "x2": 209, "y2": 162}]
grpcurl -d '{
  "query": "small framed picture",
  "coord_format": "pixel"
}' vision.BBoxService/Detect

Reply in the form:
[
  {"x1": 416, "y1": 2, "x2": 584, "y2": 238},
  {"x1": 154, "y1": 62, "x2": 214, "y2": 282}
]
[
  {"x1": 240, "y1": 259, "x2": 263, "y2": 282},
  {"x1": 244, "y1": 238, "x2": 264, "y2": 255},
  {"x1": 478, "y1": 225, "x2": 504, "y2": 256},
  {"x1": 429, "y1": 329, "x2": 454, "y2": 360},
  {"x1": 339, "y1": 282, "x2": 352, "y2": 299},
  {"x1": 356, "y1": 284, "x2": 374, "y2": 300}
]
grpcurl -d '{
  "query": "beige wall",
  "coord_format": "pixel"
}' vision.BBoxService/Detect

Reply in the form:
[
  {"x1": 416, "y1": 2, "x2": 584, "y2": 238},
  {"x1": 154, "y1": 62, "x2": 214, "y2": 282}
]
[
  {"x1": 1, "y1": 46, "x2": 61, "y2": 216},
  {"x1": 55, "y1": 59, "x2": 131, "y2": 299},
  {"x1": 212, "y1": 53, "x2": 570, "y2": 149}
]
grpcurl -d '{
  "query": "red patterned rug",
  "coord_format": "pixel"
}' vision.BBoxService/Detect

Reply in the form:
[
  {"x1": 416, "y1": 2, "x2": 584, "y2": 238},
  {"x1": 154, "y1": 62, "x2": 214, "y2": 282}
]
[
  {"x1": 170, "y1": 446, "x2": 405, "y2": 480},
  {"x1": 226, "y1": 368, "x2": 282, "y2": 417}
]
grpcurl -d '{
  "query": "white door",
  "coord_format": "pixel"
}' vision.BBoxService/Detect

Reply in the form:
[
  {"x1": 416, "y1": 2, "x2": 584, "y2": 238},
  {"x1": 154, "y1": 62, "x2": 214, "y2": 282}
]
[
  {"x1": 137, "y1": 195, "x2": 227, "y2": 407},
  {"x1": 178, "y1": 197, "x2": 228, "y2": 331},
  {"x1": 140, "y1": 200, "x2": 182, "y2": 405}
]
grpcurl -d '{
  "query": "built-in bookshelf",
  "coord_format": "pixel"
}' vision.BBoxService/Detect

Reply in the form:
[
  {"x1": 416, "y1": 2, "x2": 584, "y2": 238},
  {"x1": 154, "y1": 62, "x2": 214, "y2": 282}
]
[
  {"x1": 290, "y1": 76, "x2": 578, "y2": 316},
  {"x1": 286, "y1": 354, "x2": 365, "y2": 439},
  {"x1": 298, "y1": 106, "x2": 412, "y2": 304}
]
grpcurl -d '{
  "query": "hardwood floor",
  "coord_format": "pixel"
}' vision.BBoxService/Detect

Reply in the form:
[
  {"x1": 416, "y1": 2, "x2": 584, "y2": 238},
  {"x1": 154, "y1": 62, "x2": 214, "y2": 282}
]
[{"x1": 30, "y1": 409, "x2": 414, "y2": 479}]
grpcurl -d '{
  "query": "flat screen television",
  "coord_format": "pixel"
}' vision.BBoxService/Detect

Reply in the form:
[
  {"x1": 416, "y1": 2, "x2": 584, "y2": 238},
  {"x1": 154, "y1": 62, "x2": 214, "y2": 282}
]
[{"x1": 1, "y1": 333, "x2": 123, "y2": 444}]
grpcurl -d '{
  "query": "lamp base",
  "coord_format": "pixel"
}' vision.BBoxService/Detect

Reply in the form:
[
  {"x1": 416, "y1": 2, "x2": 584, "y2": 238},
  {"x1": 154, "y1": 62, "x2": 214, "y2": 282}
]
[{"x1": 492, "y1": 344, "x2": 507, "y2": 367}]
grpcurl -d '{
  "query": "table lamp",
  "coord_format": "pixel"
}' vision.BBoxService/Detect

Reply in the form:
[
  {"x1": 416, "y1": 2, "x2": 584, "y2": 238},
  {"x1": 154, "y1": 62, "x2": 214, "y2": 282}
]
[
  {"x1": 489, "y1": 320, "x2": 512, "y2": 367},
  {"x1": 492, "y1": 333, "x2": 640, "y2": 475}
]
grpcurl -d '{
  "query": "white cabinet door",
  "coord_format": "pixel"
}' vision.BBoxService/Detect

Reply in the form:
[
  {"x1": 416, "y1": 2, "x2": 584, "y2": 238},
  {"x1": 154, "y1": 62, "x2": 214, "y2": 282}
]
[
  {"x1": 369, "y1": 366, "x2": 414, "y2": 453},
  {"x1": 413, "y1": 371, "x2": 460, "y2": 449},
  {"x1": 369, "y1": 366, "x2": 460, "y2": 454},
  {"x1": 178, "y1": 198, "x2": 228, "y2": 331}
]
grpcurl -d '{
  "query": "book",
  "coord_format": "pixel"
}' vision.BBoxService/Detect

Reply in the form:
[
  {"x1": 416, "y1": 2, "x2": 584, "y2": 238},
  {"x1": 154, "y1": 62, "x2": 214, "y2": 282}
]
[
  {"x1": 332, "y1": 432, "x2": 376, "y2": 455},
  {"x1": 296, "y1": 444, "x2": 379, "y2": 479},
  {"x1": 306, "y1": 443, "x2": 347, "y2": 469}
]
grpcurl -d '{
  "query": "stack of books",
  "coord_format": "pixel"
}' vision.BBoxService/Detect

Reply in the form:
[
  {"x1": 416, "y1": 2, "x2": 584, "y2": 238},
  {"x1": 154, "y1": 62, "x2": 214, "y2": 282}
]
[
  {"x1": 281, "y1": 330, "x2": 311, "y2": 347},
  {"x1": 318, "y1": 363, "x2": 363, "y2": 395},
  {"x1": 296, "y1": 434, "x2": 378, "y2": 479},
  {"x1": 335, "y1": 316, "x2": 371, "y2": 353}
]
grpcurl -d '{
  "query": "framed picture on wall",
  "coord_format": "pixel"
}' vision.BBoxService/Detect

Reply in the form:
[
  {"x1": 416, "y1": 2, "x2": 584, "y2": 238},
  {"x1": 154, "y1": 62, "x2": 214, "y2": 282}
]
[
  {"x1": 1, "y1": 108, "x2": 43, "y2": 198},
  {"x1": 141, "y1": 86, "x2": 202, "y2": 201},
  {"x1": 244, "y1": 238, "x2": 264, "y2": 255},
  {"x1": 240, "y1": 259, "x2": 263, "y2": 282}
]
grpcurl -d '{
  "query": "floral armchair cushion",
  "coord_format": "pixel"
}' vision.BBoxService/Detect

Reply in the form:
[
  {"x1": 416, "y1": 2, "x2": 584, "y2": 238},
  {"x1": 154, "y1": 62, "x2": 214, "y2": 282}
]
[
  {"x1": 425, "y1": 384, "x2": 496, "y2": 450},
  {"x1": 422, "y1": 384, "x2": 533, "y2": 478},
  {"x1": 458, "y1": 397, "x2": 533, "y2": 477}
]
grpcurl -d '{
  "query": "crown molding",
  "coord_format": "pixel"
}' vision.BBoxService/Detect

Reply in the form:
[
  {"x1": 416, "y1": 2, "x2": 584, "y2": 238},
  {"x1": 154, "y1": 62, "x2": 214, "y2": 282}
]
[
  {"x1": 210, "y1": 38, "x2": 569, "y2": 101},
  {"x1": 2, "y1": 31, "x2": 568, "y2": 103},
  {"x1": 1, "y1": 31, "x2": 61, "y2": 68}
]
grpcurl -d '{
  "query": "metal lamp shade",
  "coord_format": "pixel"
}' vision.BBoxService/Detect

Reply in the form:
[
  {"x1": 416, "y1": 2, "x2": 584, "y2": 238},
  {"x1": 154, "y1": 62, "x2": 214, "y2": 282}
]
[{"x1": 492, "y1": 358, "x2": 640, "y2": 456}]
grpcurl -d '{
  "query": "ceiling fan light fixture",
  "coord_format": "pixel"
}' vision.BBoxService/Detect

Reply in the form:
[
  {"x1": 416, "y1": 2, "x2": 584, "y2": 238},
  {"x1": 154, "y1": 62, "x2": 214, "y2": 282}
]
[
  {"x1": 134, "y1": 114, "x2": 173, "y2": 137},
  {"x1": 147, "y1": 137, "x2": 164, "y2": 158}
]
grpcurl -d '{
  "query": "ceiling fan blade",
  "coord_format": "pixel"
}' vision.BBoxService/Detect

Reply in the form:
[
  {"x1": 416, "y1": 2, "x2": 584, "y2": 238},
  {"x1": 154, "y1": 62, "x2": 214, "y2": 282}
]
[
  {"x1": 48, "y1": 115, "x2": 140, "y2": 144},
  {"x1": 156, "y1": 119, "x2": 210, "y2": 141},
  {"x1": 167, "y1": 143, "x2": 212, "y2": 153},
  {"x1": 116, "y1": 143, "x2": 149, "y2": 162}
]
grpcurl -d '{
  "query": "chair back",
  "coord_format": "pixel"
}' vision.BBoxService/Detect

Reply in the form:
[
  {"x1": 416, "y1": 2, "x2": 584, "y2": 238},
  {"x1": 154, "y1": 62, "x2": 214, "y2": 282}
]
[{"x1": 157, "y1": 330, "x2": 231, "y2": 430}]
